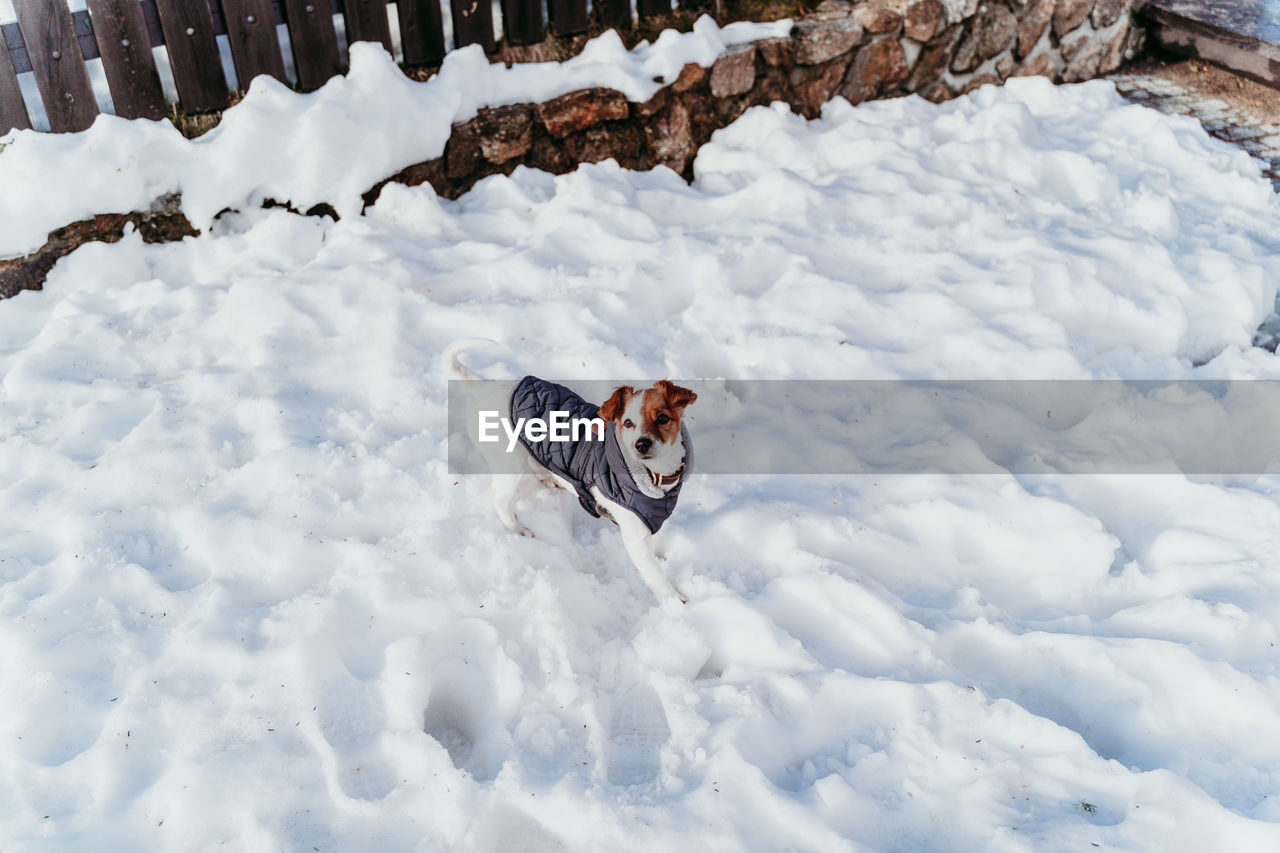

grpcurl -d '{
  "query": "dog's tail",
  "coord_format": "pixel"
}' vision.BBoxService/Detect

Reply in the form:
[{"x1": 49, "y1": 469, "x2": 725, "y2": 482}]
[{"x1": 444, "y1": 338, "x2": 497, "y2": 381}]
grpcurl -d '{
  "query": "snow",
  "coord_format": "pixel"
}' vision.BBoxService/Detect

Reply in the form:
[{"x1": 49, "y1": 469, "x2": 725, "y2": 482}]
[
  {"x1": 4, "y1": 43, "x2": 1280, "y2": 852},
  {"x1": 0, "y1": 17, "x2": 790, "y2": 259},
  {"x1": 884, "y1": 0, "x2": 978, "y2": 25}
]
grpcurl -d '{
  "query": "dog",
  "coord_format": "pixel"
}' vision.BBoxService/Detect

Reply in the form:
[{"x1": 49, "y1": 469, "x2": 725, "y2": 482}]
[{"x1": 447, "y1": 342, "x2": 696, "y2": 603}]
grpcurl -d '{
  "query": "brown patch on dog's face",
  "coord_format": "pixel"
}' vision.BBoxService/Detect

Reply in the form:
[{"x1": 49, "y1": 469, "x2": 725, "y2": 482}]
[
  {"x1": 598, "y1": 386, "x2": 634, "y2": 424},
  {"x1": 641, "y1": 380, "x2": 697, "y2": 444}
]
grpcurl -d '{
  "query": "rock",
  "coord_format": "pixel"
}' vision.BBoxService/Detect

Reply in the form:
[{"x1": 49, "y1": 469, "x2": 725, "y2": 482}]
[
  {"x1": 682, "y1": 92, "x2": 721, "y2": 148},
  {"x1": 527, "y1": 134, "x2": 573, "y2": 173},
  {"x1": 793, "y1": 17, "x2": 865, "y2": 65},
  {"x1": 634, "y1": 87, "x2": 667, "y2": 118},
  {"x1": 0, "y1": 200, "x2": 197, "y2": 300},
  {"x1": 384, "y1": 158, "x2": 444, "y2": 194},
  {"x1": 904, "y1": 0, "x2": 946, "y2": 42},
  {"x1": 961, "y1": 72, "x2": 1001, "y2": 94},
  {"x1": 906, "y1": 24, "x2": 961, "y2": 91},
  {"x1": 757, "y1": 37, "x2": 795, "y2": 67},
  {"x1": 1061, "y1": 40, "x2": 1101, "y2": 81},
  {"x1": 445, "y1": 121, "x2": 481, "y2": 178},
  {"x1": 672, "y1": 63, "x2": 707, "y2": 93},
  {"x1": 716, "y1": 93, "x2": 755, "y2": 124},
  {"x1": 852, "y1": 3, "x2": 902, "y2": 34},
  {"x1": 1060, "y1": 33, "x2": 1088, "y2": 62},
  {"x1": 537, "y1": 88, "x2": 629, "y2": 138},
  {"x1": 710, "y1": 46, "x2": 758, "y2": 98},
  {"x1": 564, "y1": 124, "x2": 644, "y2": 167},
  {"x1": 996, "y1": 54, "x2": 1016, "y2": 77},
  {"x1": 1122, "y1": 18, "x2": 1145, "y2": 61},
  {"x1": 790, "y1": 57, "x2": 852, "y2": 116},
  {"x1": 748, "y1": 66, "x2": 792, "y2": 107},
  {"x1": 952, "y1": 3, "x2": 1017, "y2": 73},
  {"x1": 811, "y1": 0, "x2": 855, "y2": 19},
  {"x1": 842, "y1": 36, "x2": 909, "y2": 104},
  {"x1": 1010, "y1": 51, "x2": 1056, "y2": 78},
  {"x1": 473, "y1": 104, "x2": 534, "y2": 163},
  {"x1": 1052, "y1": 0, "x2": 1090, "y2": 37},
  {"x1": 645, "y1": 99, "x2": 694, "y2": 174},
  {"x1": 920, "y1": 80, "x2": 957, "y2": 102},
  {"x1": 1016, "y1": 0, "x2": 1053, "y2": 59},
  {"x1": 1092, "y1": 0, "x2": 1127, "y2": 29},
  {"x1": 1098, "y1": 18, "x2": 1129, "y2": 73}
]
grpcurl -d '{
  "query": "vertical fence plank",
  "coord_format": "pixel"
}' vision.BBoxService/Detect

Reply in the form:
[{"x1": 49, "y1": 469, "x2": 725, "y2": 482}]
[
  {"x1": 451, "y1": 0, "x2": 495, "y2": 51},
  {"x1": 139, "y1": 0, "x2": 166, "y2": 47},
  {"x1": 548, "y1": 0, "x2": 587, "y2": 36},
  {"x1": 342, "y1": 0, "x2": 393, "y2": 53},
  {"x1": 593, "y1": 0, "x2": 631, "y2": 29},
  {"x1": 636, "y1": 0, "x2": 671, "y2": 19},
  {"x1": 501, "y1": 0, "x2": 543, "y2": 45},
  {"x1": 0, "y1": 40, "x2": 32, "y2": 134},
  {"x1": 221, "y1": 0, "x2": 288, "y2": 85},
  {"x1": 396, "y1": 0, "x2": 445, "y2": 66},
  {"x1": 86, "y1": 0, "x2": 167, "y2": 120},
  {"x1": 281, "y1": 0, "x2": 340, "y2": 89},
  {"x1": 153, "y1": 0, "x2": 229, "y2": 111},
  {"x1": 13, "y1": 0, "x2": 99, "y2": 132}
]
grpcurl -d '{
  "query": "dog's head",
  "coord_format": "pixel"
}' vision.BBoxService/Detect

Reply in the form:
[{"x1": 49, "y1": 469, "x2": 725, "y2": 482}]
[{"x1": 598, "y1": 380, "x2": 697, "y2": 474}]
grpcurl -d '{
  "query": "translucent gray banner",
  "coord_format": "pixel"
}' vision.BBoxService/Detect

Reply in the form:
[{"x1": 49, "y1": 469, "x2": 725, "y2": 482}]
[{"x1": 448, "y1": 380, "x2": 1280, "y2": 475}]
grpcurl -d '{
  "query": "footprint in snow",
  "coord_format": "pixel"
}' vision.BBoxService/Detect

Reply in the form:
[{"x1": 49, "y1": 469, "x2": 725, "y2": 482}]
[
  {"x1": 423, "y1": 679, "x2": 484, "y2": 772},
  {"x1": 606, "y1": 682, "x2": 671, "y2": 786},
  {"x1": 317, "y1": 678, "x2": 382, "y2": 752},
  {"x1": 409, "y1": 622, "x2": 520, "y2": 781},
  {"x1": 315, "y1": 678, "x2": 396, "y2": 801}
]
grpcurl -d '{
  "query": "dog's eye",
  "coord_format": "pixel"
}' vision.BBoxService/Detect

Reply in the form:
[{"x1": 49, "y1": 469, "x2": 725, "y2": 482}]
[
  {"x1": 656, "y1": 413, "x2": 670, "y2": 425},
  {"x1": 623, "y1": 419, "x2": 634, "y2": 429}
]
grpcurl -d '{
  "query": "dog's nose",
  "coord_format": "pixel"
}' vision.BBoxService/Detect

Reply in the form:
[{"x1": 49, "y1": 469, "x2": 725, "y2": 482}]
[{"x1": 634, "y1": 436, "x2": 652, "y2": 454}]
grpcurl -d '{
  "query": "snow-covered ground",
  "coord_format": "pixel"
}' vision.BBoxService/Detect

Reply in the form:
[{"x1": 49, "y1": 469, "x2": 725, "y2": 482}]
[{"x1": 5, "y1": 25, "x2": 1280, "y2": 852}]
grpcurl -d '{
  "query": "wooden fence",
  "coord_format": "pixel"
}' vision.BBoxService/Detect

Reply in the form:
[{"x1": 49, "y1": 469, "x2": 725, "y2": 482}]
[{"x1": 1, "y1": 0, "x2": 679, "y2": 135}]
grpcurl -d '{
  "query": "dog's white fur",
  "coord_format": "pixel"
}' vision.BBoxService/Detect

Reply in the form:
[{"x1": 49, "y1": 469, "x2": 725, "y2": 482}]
[{"x1": 447, "y1": 341, "x2": 690, "y2": 603}]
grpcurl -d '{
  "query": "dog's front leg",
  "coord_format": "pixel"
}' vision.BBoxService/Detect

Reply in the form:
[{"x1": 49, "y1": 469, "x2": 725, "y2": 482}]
[{"x1": 597, "y1": 493, "x2": 684, "y2": 604}]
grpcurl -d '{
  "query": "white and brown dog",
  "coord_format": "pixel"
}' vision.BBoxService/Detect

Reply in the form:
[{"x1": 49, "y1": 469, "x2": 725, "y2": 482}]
[{"x1": 448, "y1": 342, "x2": 696, "y2": 602}]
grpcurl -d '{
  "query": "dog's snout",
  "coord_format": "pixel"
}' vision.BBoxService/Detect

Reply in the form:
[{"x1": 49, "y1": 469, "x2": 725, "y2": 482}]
[{"x1": 634, "y1": 436, "x2": 652, "y2": 454}]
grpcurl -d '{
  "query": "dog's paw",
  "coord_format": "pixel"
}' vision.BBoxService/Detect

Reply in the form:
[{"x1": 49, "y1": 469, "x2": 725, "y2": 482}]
[
  {"x1": 497, "y1": 515, "x2": 533, "y2": 538},
  {"x1": 661, "y1": 583, "x2": 687, "y2": 605}
]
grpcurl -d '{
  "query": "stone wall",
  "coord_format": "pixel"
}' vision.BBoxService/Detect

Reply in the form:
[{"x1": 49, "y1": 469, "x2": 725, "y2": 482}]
[
  {"x1": 4, "y1": 0, "x2": 1148, "y2": 296},
  {"x1": 366, "y1": 0, "x2": 1145, "y2": 202}
]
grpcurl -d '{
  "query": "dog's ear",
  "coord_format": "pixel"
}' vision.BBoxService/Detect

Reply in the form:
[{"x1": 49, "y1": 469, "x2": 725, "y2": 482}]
[
  {"x1": 599, "y1": 385, "x2": 634, "y2": 422},
  {"x1": 657, "y1": 380, "x2": 697, "y2": 411}
]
